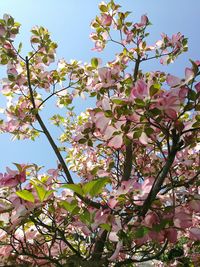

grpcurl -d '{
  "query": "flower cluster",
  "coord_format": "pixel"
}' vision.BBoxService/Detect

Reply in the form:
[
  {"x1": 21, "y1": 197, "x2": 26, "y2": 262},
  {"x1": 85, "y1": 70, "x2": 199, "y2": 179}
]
[{"x1": 0, "y1": 1, "x2": 199, "y2": 266}]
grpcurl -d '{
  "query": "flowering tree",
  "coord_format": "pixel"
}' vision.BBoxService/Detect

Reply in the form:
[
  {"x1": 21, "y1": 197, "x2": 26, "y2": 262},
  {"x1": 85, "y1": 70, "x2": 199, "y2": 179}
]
[{"x1": 0, "y1": 1, "x2": 199, "y2": 266}]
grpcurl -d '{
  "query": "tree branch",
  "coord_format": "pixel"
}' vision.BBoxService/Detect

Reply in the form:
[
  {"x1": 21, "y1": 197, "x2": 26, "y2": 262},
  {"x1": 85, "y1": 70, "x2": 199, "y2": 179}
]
[
  {"x1": 115, "y1": 240, "x2": 168, "y2": 267},
  {"x1": 139, "y1": 130, "x2": 181, "y2": 216},
  {"x1": 26, "y1": 57, "x2": 104, "y2": 210},
  {"x1": 25, "y1": 57, "x2": 74, "y2": 184},
  {"x1": 91, "y1": 230, "x2": 107, "y2": 261},
  {"x1": 122, "y1": 56, "x2": 141, "y2": 182}
]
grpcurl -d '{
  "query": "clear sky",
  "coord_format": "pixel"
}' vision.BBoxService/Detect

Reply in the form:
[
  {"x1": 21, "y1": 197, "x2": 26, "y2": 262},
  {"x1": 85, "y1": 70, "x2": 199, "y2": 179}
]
[{"x1": 0, "y1": 0, "x2": 199, "y2": 171}]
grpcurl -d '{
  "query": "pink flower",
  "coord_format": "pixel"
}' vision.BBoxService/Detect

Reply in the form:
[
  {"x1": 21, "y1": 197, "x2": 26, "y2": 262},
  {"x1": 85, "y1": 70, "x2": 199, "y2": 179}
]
[
  {"x1": 130, "y1": 79, "x2": 148, "y2": 100},
  {"x1": 189, "y1": 199, "x2": 200, "y2": 212},
  {"x1": 134, "y1": 15, "x2": 148, "y2": 29},
  {"x1": 108, "y1": 133, "x2": 123, "y2": 149},
  {"x1": 108, "y1": 241, "x2": 123, "y2": 261},
  {"x1": 139, "y1": 132, "x2": 149, "y2": 145},
  {"x1": 195, "y1": 82, "x2": 200, "y2": 92},
  {"x1": 166, "y1": 75, "x2": 181, "y2": 87},
  {"x1": 109, "y1": 231, "x2": 119, "y2": 242},
  {"x1": 116, "y1": 180, "x2": 136, "y2": 195},
  {"x1": 188, "y1": 228, "x2": 200, "y2": 241},
  {"x1": 143, "y1": 212, "x2": 159, "y2": 228},
  {"x1": 94, "y1": 112, "x2": 110, "y2": 133},
  {"x1": 185, "y1": 68, "x2": 194, "y2": 83},
  {"x1": 154, "y1": 89, "x2": 184, "y2": 119},
  {"x1": 92, "y1": 40, "x2": 105, "y2": 52},
  {"x1": 7, "y1": 65, "x2": 18, "y2": 77},
  {"x1": 125, "y1": 31, "x2": 134, "y2": 44},
  {"x1": 108, "y1": 197, "x2": 118, "y2": 209},
  {"x1": 148, "y1": 230, "x2": 165, "y2": 243},
  {"x1": 100, "y1": 14, "x2": 112, "y2": 26},
  {"x1": 166, "y1": 68, "x2": 194, "y2": 88},
  {"x1": 98, "y1": 67, "x2": 114, "y2": 86},
  {"x1": 174, "y1": 208, "x2": 192, "y2": 228},
  {"x1": 0, "y1": 167, "x2": 26, "y2": 187},
  {"x1": 165, "y1": 228, "x2": 177, "y2": 243},
  {"x1": 195, "y1": 60, "x2": 200, "y2": 66}
]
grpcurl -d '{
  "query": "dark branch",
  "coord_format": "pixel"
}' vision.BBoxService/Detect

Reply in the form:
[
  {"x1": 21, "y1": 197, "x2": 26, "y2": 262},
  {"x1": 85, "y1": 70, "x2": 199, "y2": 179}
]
[
  {"x1": 25, "y1": 57, "x2": 74, "y2": 184},
  {"x1": 91, "y1": 230, "x2": 108, "y2": 261},
  {"x1": 139, "y1": 130, "x2": 181, "y2": 216},
  {"x1": 115, "y1": 240, "x2": 168, "y2": 267},
  {"x1": 122, "y1": 56, "x2": 141, "y2": 182}
]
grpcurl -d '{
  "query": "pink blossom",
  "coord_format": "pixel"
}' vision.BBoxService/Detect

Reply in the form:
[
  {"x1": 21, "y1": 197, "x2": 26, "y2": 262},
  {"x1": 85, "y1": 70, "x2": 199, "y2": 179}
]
[
  {"x1": 91, "y1": 33, "x2": 107, "y2": 52},
  {"x1": 134, "y1": 15, "x2": 148, "y2": 29},
  {"x1": 188, "y1": 228, "x2": 200, "y2": 241},
  {"x1": 92, "y1": 209, "x2": 109, "y2": 230},
  {"x1": 108, "y1": 133, "x2": 123, "y2": 149},
  {"x1": 109, "y1": 231, "x2": 119, "y2": 242},
  {"x1": 97, "y1": 67, "x2": 115, "y2": 88},
  {"x1": 195, "y1": 60, "x2": 200, "y2": 66},
  {"x1": 189, "y1": 199, "x2": 200, "y2": 212},
  {"x1": 125, "y1": 31, "x2": 134, "y2": 44},
  {"x1": 95, "y1": 112, "x2": 110, "y2": 133},
  {"x1": 97, "y1": 97, "x2": 111, "y2": 110},
  {"x1": 195, "y1": 82, "x2": 200, "y2": 92},
  {"x1": 148, "y1": 230, "x2": 165, "y2": 243},
  {"x1": 103, "y1": 125, "x2": 116, "y2": 140},
  {"x1": 166, "y1": 75, "x2": 181, "y2": 87},
  {"x1": 139, "y1": 132, "x2": 149, "y2": 145},
  {"x1": 100, "y1": 14, "x2": 112, "y2": 26},
  {"x1": 130, "y1": 79, "x2": 149, "y2": 100},
  {"x1": 7, "y1": 65, "x2": 18, "y2": 77},
  {"x1": 141, "y1": 178, "x2": 154, "y2": 197},
  {"x1": 108, "y1": 241, "x2": 123, "y2": 261},
  {"x1": 116, "y1": 180, "x2": 136, "y2": 195},
  {"x1": 165, "y1": 228, "x2": 177, "y2": 243},
  {"x1": 0, "y1": 167, "x2": 26, "y2": 187},
  {"x1": 154, "y1": 88, "x2": 186, "y2": 119},
  {"x1": 0, "y1": 245, "x2": 13, "y2": 256},
  {"x1": 143, "y1": 212, "x2": 159, "y2": 228},
  {"x1": 108, "y1": 197, "x2": 118, "y2": 209},
  {"x1": 185, "y1": 67, "x2": 194, "y2": 83},
  {"x1": 174, "y1": 208, "x2": 192, "y2": 228}
]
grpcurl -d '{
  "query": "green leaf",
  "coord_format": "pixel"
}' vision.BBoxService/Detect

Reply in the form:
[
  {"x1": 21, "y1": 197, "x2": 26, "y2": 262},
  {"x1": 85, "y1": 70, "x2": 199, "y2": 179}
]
[
  {"x1": 79, "y1": 209, "x2": 92, "y2": 224},
  {"x1": 78, "y1": 138, "x2": 87, "y2": 144},
  {"x1": 188, "y1": 90, "x2": 197, "y2": 101},
  {"x1": 150, "y1": 84, "x2": 160, "y2": 97},
  {"x1": 62, "y1": 184, "x2": 84, "y2": 196},
  {"x1": 112, "y1": 98, "x2": 128, "y2": 105},
  {"x1": 16, "y1": 190, "x2": 34, "y2": 203},
  {"x1": 148, "y1": 108, "x2": 161, "y2": 116},
  {"x1": 10, "y1": 27, "x2": 19, "y2": 34},
  {"x1": 18, "y1": 42, "x2": 22, "y2": 53},
  {"x1": 104, "y1": 110, "x2": 113, "y2": 117},
  {"x1": 133, "y1": 130, "x2": 142, "y2": 139},
  {"x1": 134, "y1": 226, "x2": 149, "y2": 238},
  {"x1": 83, "y1": 178, "x2": 109, "y2": 197},
  {"x1": 153, "y1": 219, "x2": 170, "y2": 232},
  {"x1": 135, "y1": 98, "x2": 145, "y2": 107},
  {"x1": 189, "y1": 59, "x2": 199, "y2": 75},
  {"x1": 100, "y1": 223, "x2": 111, "y2": 231},
  {"x1": 91, "y1": 57, "x2": 99, "y2": 68},
  {"x1": 12, "y1": 162, "x2": 23, "y2": 172},
  {"x1": 145, "y1": 127, "x2": 154, "y2": 136},
  {"x1": 7, "y1": 16, "x2": 14, "y2": 26},
  {"x1": 59, "y1": 200, "x2": 77, "y2": 213},
  {"x1": 34, "y1": 185, "x2": 48, "y2": 201},
  {"x1": 99, "y1": 4, "x2": 108, "y2": 12}
]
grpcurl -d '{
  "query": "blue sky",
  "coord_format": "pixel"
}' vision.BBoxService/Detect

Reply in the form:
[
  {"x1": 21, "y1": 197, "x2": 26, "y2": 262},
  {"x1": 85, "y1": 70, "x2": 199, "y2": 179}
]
[{"x1": 0, "y1": 0, "x2": 199, "y2": 171}]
